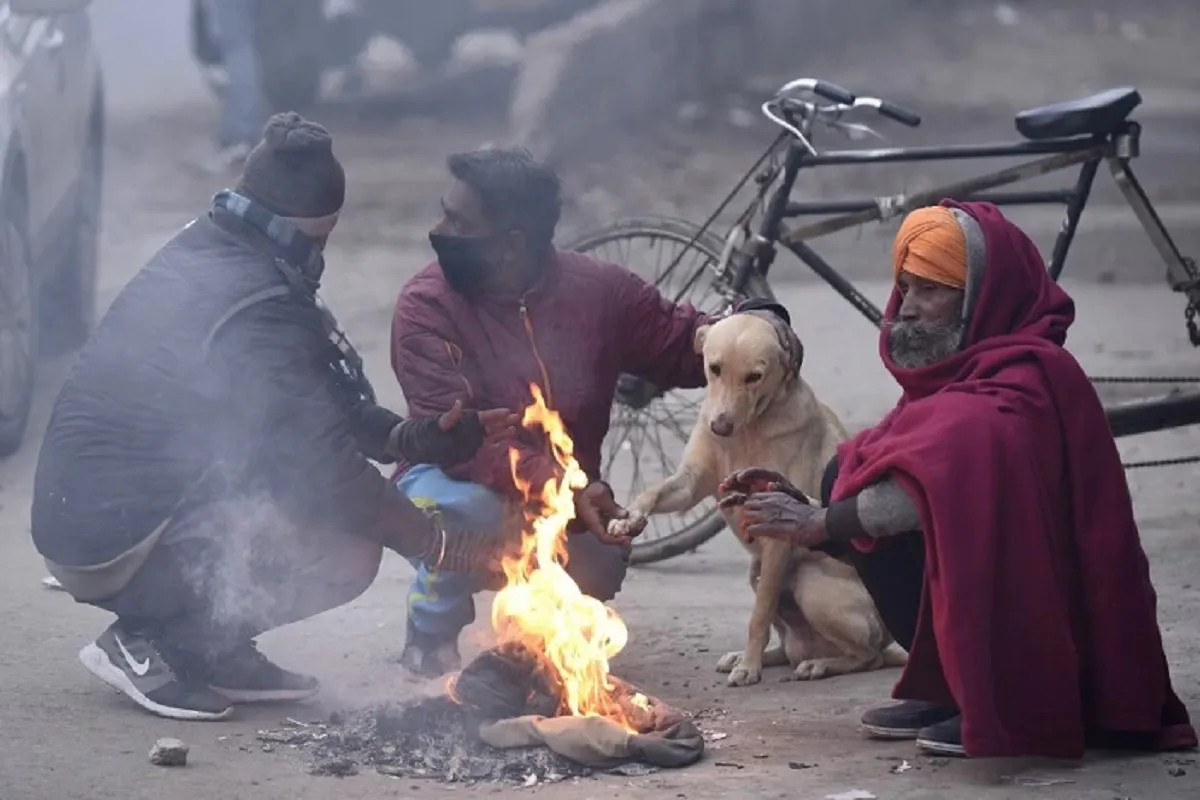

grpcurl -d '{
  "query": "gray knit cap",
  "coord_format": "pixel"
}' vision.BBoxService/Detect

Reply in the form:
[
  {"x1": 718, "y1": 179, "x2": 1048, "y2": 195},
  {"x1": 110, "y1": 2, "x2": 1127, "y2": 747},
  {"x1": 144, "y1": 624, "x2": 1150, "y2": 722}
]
[{"x1": 235, "y1": 112, "x2": 345, "y2": 218}]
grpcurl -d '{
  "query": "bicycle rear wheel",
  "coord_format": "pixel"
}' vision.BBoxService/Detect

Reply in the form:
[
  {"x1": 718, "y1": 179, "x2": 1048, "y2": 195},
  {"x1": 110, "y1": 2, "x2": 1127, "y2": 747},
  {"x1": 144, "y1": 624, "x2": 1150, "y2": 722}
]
[{"x1": 565, "y1": 217, "x2": 774, "y2": 565}]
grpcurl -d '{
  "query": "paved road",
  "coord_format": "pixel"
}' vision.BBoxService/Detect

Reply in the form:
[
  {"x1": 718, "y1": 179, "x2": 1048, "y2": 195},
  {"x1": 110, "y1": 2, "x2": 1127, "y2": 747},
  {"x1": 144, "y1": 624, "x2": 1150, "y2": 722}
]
[{"x1": 1, "y1": 5, "x2": 1199, "y2": 798}]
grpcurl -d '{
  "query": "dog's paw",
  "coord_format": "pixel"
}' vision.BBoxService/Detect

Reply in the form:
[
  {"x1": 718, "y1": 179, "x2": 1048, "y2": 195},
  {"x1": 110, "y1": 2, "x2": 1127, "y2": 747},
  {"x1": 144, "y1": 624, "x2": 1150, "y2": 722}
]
[
  {"x1": 715, "y1": 650, "x2": 743, "y2": 674},
  {"x1": 717, "y1": 650, "x2": 764, "y2": 685},
  {"x1": 607, "y1": 513, "x2": 647, "y2": 540},
  {"x1": 727, "y1": 662, "x2": 764, "y2": 687},
  {"x1": 789, "y1": 659, "x2": 831, "y2": 681}
]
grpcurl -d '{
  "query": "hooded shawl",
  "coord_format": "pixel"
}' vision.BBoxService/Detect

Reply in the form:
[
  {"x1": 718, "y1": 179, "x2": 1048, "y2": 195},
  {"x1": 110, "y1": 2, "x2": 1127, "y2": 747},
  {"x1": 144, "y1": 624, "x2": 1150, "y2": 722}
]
[{"x1": 832, "y1": 200, "x2": 1196, "y2": 758}]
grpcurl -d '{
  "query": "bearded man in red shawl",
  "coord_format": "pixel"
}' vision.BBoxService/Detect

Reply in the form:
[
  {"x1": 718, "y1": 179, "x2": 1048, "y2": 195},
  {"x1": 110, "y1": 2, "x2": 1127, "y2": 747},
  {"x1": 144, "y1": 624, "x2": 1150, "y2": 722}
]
[{"x1": 719, "y1": 200, "x2": 1196, "y2": 759}]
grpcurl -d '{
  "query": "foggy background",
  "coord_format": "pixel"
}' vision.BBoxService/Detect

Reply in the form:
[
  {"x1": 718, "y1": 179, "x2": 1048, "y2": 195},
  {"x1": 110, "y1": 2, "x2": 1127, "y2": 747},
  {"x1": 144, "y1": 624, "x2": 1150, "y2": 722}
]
[
  {"x1": 3, "y1": 3, "x2": 1200, "y2": 798},
  {"x1": 91, "y1": 0, "x2": 201, "y2": 113}
]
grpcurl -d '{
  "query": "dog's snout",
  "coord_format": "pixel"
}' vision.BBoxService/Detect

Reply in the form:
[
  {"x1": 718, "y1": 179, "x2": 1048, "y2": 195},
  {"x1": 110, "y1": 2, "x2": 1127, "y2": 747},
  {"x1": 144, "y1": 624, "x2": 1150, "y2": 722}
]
[{"x1": 710, "y1": 414, "x2": 735, "y2": 437}]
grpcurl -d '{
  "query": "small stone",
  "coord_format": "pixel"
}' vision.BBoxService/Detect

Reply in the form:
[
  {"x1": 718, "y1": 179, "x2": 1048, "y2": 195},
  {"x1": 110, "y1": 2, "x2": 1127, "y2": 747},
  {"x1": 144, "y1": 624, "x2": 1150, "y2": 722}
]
[
  {"x1": 309, "y1": 757, "x2": 359, "y2": 777},
  {"x1": 789, "y1": 761, "x2": 816, "y2": 770},
  {"x1": 148, "y1": 738, "x2": 189, "y2": 767},
  {"x1": 1169, "y1": 766, "x2": 1187, "y2": 777}
]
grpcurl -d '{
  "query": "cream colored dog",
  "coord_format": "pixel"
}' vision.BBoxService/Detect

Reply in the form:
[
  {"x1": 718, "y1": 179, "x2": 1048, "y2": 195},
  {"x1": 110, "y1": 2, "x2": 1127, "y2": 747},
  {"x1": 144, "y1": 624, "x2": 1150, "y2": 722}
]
[{"x1": 610, "y1": 306, "x2": 906, "y2": 685}]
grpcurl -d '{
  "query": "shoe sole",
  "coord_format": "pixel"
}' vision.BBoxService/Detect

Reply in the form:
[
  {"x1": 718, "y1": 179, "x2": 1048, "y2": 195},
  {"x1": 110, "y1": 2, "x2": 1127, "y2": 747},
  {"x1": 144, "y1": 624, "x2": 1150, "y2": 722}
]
[
  {"x1": 862, "y1": 723, "x2": 921, "y2": 740},
  {"x1": 79, "y1": 643, "x2": 234, "y2": 722},
  {"x1": 916, "y1": 736, "x2": 967, "y2": 757},
  {"x1": 210, "y1": 685, "x2": 321, "y2": 703}
]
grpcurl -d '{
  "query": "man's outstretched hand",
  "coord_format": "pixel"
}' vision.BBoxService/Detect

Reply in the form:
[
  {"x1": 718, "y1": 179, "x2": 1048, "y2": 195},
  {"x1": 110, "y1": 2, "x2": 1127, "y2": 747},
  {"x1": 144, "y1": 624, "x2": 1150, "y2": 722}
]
[
  {"x1": 437, "y1": 400, "x2": 519, "y2": 445},
  {"x1": 390, "y1": 401, "x2": 519, "y2": 467},
  {"x1": 575, "y1": 481, "x2": 644, "y2": 546}
]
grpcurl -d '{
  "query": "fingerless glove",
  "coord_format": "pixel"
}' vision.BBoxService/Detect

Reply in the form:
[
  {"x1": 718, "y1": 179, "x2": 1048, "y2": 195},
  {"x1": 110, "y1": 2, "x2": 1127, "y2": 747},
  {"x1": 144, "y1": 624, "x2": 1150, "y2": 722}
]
[{"x1": 388, "y1": 413, "x2": 486, "y2": 466}]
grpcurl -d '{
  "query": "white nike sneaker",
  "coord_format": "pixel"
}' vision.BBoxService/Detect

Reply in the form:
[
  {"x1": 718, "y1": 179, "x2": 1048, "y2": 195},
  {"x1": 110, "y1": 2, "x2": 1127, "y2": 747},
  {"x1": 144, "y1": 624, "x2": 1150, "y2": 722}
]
[{"x1": 78, "y1": 623, "x2": 233, "y2": 721}]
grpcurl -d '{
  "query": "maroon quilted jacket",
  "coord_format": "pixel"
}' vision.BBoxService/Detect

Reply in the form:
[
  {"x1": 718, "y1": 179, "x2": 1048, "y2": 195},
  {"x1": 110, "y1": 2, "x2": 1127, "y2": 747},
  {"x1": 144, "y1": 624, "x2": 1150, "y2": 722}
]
[{"x1": 390, "y1": 248, "x2": 708, "y2": 498}]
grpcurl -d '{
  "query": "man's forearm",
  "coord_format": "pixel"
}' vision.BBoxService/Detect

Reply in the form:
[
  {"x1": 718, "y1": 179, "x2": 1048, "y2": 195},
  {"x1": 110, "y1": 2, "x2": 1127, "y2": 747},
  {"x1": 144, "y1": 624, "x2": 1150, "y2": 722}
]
[
  {"x1": 350, "y1": 400, "x2": 403, "y2": 463},
  {"x1": 824, "y1": 478, "x2": 920, "y2": 542}
]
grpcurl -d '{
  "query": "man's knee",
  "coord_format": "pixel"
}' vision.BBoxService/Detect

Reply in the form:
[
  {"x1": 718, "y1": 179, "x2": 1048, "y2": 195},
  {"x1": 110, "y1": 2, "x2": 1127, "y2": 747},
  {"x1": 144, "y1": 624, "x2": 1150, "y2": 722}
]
[
  {"x1": 324, "y1": 535, "x2": 384, "y2": 609},
  {"x1": 565, "y1": 534, "x2": 629, "y2": 602},
  {"x1": 396, "y1": 465, "x2": 507, "y2": 532}
]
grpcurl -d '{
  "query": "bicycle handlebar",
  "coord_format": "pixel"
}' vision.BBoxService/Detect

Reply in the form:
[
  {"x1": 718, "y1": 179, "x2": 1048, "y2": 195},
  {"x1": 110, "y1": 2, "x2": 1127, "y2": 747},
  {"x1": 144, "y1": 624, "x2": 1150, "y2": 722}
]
[
  {"x1": 772, "y1": 78, "x2": 923, "y2": 129},
  {"x1": 812, "y1": 80, "x2": 856, "y2": 106},
  {"x1": 778, "y1": 77, "x2": 856, "y2": 106},
  {"x1": 875, "y1": 99, "x2": 922, "y2": 127}
]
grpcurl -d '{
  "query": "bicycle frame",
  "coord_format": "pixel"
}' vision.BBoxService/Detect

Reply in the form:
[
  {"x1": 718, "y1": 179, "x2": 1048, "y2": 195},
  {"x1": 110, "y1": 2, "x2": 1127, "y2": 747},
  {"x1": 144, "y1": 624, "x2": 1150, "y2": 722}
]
[{"x1": 728, "y1": 120, "x2": 1200, "y2": 438}]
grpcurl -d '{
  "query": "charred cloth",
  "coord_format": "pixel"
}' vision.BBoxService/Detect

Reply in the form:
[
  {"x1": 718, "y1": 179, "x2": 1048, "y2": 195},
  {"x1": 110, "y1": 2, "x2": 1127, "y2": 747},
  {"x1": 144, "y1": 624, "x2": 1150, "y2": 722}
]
[{"x1": 257, "y1": 644, "x2": 705, "y2": 784}]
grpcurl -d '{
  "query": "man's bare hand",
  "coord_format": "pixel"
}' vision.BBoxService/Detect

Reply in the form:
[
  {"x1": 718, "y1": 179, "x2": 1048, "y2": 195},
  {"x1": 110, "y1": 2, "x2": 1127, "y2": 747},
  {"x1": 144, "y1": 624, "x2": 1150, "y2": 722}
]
[
  {"x1": 574, "y1": 482, "x2": 642, "y2": 546},
  {"x1": 718, "y1": 467, "x2": 811, "y2": 504},
  {"x1": 724, "y1": 491, "x2": 827, "y2": 547}
]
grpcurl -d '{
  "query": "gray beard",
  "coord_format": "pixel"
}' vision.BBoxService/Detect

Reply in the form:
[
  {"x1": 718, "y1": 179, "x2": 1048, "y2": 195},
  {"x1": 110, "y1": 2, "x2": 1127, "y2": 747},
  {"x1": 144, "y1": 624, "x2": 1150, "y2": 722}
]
[{"x1": 886, "y1": 318, "x2": 965, "y2": 368}]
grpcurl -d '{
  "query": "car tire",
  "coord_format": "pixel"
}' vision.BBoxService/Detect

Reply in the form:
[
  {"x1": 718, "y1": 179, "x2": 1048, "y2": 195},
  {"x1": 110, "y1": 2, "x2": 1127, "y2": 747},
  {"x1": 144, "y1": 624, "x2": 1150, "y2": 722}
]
[
  {"x1": 0, "y1": 183, "x2": 38, "y2": 456},
  {"x1": 41, "y1": 118, "x2": 101, "y2": 356}
]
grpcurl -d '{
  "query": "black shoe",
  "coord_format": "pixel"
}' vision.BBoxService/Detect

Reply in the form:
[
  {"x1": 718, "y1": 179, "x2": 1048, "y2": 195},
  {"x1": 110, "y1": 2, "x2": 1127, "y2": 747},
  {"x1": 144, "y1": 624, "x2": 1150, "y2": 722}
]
[
  {"x1": 208, "y1": 640, "x2": 320, "y2": 703},
  {"x1": 79, "y1": 622, "x2": 234, "y2": 721},
  {"x1": 916, "y1": 714, "x2": 965, "y2": 756},
  {"x1": 398, "y1": 620, "x2": 462, "y2": 678},
  {"x1": 861, "y1": 700, "x2": 959, "y2": 740}
]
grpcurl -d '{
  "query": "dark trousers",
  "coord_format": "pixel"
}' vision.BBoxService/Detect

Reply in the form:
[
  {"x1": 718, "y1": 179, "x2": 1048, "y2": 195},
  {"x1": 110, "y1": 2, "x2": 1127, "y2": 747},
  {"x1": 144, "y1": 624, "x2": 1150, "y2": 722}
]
[
  {"x1": 819, "y1": 456, "x2": 925, "y2": 651},
  {"x1": 94, "y1": 497, "x2": 382, "y2": 658}
]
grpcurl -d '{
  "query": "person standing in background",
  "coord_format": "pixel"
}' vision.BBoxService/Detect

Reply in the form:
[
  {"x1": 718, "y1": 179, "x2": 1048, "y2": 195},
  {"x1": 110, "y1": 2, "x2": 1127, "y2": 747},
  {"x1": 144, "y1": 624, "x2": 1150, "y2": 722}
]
[{"x1": 202, "y1": 0, "x2": 266, "y2": 171}]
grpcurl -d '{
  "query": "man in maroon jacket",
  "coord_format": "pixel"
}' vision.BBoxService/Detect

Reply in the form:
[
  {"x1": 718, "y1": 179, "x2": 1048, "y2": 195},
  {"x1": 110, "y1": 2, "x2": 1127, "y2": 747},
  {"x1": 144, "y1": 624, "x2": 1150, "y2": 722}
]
[{"x1": 391, "y1": 148, "x2": 707, "y2": 675}]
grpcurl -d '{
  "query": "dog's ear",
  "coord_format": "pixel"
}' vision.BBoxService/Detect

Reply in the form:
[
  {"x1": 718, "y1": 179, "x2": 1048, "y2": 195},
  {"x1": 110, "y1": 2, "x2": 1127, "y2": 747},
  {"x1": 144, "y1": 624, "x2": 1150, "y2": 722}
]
[
  {"x1": 693, "y1": 324, "x2": 711, "y2": 355},
  {"x1": 774, "y1": 325, "x2": 804, "y2": 378}
]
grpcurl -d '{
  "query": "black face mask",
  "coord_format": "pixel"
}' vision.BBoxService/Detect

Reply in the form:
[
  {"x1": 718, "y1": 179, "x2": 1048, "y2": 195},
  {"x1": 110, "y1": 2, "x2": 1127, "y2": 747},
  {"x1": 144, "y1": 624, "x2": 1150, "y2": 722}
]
[{"x1": 430, "y1": 232, "x2": 494, "y2": 298}]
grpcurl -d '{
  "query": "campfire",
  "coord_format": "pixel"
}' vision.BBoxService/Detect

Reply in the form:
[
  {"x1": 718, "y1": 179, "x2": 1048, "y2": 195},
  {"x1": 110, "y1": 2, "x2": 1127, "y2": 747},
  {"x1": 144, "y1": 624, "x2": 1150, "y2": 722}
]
[
  {"x1": 453, "y1": 383, "x2": 646, "y2": 731},
  {"x1": 257, "y1": 385, "x2": 701, "y2": 783}
]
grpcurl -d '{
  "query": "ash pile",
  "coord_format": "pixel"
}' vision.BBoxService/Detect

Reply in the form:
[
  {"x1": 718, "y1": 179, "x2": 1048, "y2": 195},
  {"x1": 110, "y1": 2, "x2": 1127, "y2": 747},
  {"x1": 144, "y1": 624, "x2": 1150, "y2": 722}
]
[{"x1": 258, "y1": 644, "x2": 705, "y2": 784}]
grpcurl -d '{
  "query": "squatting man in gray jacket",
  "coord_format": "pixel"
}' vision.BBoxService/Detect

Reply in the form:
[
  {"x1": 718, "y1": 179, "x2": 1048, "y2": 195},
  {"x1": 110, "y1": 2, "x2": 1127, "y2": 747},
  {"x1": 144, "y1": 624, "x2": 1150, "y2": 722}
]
[{"x1": 31, "y1": 113, "x2": 518, "y2": 721}]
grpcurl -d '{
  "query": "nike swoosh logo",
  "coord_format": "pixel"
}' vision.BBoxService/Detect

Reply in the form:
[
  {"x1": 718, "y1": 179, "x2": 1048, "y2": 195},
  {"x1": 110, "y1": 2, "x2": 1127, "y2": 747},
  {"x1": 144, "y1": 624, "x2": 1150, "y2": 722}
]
[{"x1": 114, "y1": 635, "x2": 151, "y2": 677}]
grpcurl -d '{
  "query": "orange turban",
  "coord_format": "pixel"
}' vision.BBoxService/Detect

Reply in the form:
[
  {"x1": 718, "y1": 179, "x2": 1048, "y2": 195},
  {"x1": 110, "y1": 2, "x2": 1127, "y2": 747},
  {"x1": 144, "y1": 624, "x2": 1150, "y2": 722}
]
[{"x1": 891, "y1": 206, "x2": 967, "y2": 289}]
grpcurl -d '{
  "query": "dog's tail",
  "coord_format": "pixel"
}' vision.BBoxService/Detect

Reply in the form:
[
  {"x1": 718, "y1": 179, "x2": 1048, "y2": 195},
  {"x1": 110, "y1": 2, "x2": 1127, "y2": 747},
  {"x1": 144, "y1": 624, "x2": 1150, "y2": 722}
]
[{"x1": 882, "y1": 643, "x2": 909, "y2": 668}]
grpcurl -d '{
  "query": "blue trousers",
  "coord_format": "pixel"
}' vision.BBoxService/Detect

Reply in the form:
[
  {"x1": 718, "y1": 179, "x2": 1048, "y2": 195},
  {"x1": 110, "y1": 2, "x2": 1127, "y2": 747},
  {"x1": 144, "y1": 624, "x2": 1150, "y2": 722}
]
[
  {"x1": 204, "y1": 0, "x2": 266, "y2": 147},
  {"x1": 398, "y1": 465, "x2": 630, "y2": 639}
]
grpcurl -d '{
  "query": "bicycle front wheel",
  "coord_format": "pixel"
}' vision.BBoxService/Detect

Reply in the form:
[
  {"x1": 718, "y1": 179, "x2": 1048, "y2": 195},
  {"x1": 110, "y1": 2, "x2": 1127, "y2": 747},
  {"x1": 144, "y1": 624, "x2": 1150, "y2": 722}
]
[{"x1": 565, "y1": 217, "x2": 774, "y2": 565}]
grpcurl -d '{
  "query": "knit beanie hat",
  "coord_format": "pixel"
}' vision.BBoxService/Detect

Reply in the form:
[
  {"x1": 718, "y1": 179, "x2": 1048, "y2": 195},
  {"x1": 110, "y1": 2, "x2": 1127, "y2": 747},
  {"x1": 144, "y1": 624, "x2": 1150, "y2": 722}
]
[{"x1": 235, "y1": 112, "x2": 346, "y2": 218}]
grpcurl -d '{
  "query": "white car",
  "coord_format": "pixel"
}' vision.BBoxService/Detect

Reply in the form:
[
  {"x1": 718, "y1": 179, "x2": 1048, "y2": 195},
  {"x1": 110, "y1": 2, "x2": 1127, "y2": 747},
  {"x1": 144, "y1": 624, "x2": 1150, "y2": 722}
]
[{"x1": 0, "y1": 0, "x2": 103, "y2": 454}]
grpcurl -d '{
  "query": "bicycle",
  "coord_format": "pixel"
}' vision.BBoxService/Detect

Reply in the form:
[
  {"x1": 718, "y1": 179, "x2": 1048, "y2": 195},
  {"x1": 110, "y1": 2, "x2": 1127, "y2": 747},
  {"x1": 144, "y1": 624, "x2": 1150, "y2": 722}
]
[{"x1": 566, "y1": 77, "x2": 1200, "y2": 566}]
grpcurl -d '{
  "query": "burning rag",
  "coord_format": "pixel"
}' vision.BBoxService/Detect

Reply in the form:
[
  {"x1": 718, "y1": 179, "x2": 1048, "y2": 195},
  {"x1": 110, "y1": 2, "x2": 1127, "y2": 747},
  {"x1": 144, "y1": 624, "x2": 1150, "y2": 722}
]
[
  {"x1": 832, "y1": 200, "x2": 1197, "y2": 759},
  {"x1": 478, "y1": 715, "x2": 704, "y2": 769},
  {"x1": 454, "y1": 647, "x2": 705, "y2": 769}
]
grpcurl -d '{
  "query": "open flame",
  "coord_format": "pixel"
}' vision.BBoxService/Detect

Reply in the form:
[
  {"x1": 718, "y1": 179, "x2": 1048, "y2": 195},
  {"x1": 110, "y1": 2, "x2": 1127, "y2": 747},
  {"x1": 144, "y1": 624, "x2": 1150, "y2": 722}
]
[{"x1": 488, "y1": 384, "x2": 635, "y2": 730}]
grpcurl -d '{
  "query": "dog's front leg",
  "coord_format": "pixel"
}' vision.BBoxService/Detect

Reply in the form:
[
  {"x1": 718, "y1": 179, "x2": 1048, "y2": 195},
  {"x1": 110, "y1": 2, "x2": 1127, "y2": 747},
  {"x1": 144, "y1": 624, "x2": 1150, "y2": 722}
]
[
  {"x1": 724, "y1": 537, "x2": 792, "y2": 687},
  {"x1": 609, "y1": 455, "x2": 710, "y2": 537}
]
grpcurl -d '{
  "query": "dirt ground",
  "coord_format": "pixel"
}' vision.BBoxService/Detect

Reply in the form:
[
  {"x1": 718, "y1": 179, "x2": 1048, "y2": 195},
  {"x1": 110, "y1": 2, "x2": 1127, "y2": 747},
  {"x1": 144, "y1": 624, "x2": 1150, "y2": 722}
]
[{"x1": 4, "y1": 26, "x2": 1200, "y2": 800}]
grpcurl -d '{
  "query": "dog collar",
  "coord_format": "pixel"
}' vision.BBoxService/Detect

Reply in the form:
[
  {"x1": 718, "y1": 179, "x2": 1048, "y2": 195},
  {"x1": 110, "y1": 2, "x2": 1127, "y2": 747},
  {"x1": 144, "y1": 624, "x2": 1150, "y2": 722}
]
[{"x1": 727, "y1": 297, "x2": 803, "y2": 380}]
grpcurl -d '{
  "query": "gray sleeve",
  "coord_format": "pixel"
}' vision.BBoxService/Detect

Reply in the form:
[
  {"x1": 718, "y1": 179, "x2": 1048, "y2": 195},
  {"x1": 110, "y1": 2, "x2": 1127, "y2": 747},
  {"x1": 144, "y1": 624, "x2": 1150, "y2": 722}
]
[
  {"x1": 858, "y1": 478, "x2": 921, "y2": 536},
  {"x1": 825, "y1": 477, "x2": 920, "y2": 541},
  {"x1": 210, "y1": 295, "x2": 439, "y2": 559}
]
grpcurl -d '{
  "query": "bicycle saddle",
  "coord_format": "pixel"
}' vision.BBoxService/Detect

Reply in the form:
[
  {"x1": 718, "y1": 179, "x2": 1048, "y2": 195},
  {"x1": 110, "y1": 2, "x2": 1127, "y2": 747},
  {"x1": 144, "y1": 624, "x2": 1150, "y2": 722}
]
[{"x1": 1015, "y1": 87, "x2": 1141, "y2": 140}]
